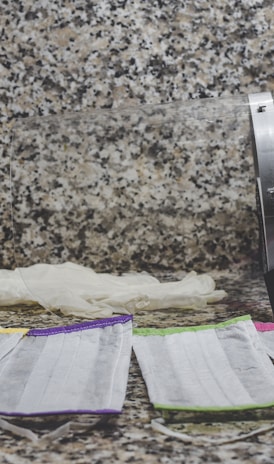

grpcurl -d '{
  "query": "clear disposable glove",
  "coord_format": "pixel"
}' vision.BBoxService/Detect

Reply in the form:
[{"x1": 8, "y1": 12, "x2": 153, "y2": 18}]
[{"x1": 0, "y1": 262, "x2": 227, "y2": 319}]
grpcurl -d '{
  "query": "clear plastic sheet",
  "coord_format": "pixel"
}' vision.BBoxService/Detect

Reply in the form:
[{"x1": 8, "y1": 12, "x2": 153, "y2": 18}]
[{"x1": 10, "y1": 95, "x2": 256, "y2": 279}]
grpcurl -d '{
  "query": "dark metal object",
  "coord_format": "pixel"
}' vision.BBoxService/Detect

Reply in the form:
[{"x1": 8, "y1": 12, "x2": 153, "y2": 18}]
[{"x1": 249, "y1": 92, "x2": 274, "y2": 311}]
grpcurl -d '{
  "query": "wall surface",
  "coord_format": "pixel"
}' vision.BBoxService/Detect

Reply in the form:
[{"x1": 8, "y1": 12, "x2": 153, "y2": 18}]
[{"x1": 1, "y1": 0, "x2": 274, "y2": 273}]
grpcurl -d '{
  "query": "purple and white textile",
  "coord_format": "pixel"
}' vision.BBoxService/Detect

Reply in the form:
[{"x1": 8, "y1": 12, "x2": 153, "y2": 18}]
[{"x1": 0, "y1": 315, "x2": 132, "y2": 416}]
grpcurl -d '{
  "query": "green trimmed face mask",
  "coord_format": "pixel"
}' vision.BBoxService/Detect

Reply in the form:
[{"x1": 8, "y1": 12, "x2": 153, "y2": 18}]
[{"x1": 133, "y1": 316, "x2": 274, "y2": 412}]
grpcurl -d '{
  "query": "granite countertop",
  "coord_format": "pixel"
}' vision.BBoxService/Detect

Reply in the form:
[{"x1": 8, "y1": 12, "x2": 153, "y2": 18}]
[
  {"x1": 1, "y1": 0, "x2": 274, "y2": 272},
  {"x1": 1, "y1": 0, "x2": 274, "y2": 462},
  {"x1": 1, "y1": 267, "x2": 274, "y2": 464}
]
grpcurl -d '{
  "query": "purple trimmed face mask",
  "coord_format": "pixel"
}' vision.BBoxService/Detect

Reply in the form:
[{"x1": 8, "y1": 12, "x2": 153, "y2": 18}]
[{"x1": 0, "y1": 315, "x2": 132, "y2": 417}]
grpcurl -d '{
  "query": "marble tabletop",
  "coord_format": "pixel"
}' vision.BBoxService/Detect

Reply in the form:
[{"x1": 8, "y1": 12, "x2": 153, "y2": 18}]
[
  {"x1": 1, "y1": 0, "x2": 274, "y2": 461},
  {"x1": 1, "y1": 267, "x2": 274, "y2": 463}
]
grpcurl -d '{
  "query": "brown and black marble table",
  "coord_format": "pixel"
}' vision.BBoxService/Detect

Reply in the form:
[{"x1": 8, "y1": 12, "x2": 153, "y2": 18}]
[{"x1": 1, "y1": 267, "x2": 274, "y2": 463}]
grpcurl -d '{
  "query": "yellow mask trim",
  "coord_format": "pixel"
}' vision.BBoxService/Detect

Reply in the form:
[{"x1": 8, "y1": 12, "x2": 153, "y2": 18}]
[{"x1": 0, "y1": 328, "x2": 29, "y2": 335}]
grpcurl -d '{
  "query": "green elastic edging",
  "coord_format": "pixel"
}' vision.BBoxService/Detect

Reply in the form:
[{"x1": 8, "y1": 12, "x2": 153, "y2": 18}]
[
  {"x1": 153, "y1": 400, "x2": 274, "y2": 413},
  {"x1": 133, "y1": 315, "x2": 251, "y2": 336}
]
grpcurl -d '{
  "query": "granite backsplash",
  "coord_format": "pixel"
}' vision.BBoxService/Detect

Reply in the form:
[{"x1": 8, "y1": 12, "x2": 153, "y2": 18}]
[{"x1": 1, "y1": 0, "x2": 274, "y2": 274}]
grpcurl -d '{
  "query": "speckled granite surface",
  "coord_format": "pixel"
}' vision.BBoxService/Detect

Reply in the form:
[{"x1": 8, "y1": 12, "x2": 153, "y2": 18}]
[
  {"x1": 1, "y1": 269, "x2": 274, "y2": 463},
  {"x1": 1, "y1": 0, "x2": 274, "y2": 462},
  {"x1": 1, "y1": 0, "x2": 274, "y2": 271},
  {"x1": 9, "y1": 95, "x2": 259, "y2": 273}
]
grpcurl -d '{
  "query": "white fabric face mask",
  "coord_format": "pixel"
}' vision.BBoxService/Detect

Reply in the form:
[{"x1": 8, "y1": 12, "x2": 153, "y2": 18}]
[
  {"x1": 0, "y1": 315, "x2": 132, "y2": 416},
  {"x1": 254, "y1": 321, "x2": 274, "y2": 359},
  {"x1": 133, "y1": 315, "x2": 274, "y2": 411},
  {"x1": 0, "y1": 328, "x2": 28, "y2": 360},
  {"x1": 0, "y1": 262, "x2": 227, "y2": 319}
]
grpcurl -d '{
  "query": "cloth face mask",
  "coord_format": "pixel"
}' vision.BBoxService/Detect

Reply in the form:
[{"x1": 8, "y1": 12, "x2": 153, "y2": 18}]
[
  {"x1": 0, "y1": 315, "x2": 132, "y2": 416},
  {"x1": 133, "y1": 315, "x2": 274, "y2": 411},
  {"x1": 254, "y1": 321, "x2": 274, "y2": 359}
]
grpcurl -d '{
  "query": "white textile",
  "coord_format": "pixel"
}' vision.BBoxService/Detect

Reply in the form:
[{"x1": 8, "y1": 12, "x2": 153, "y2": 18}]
[
  {"x1": 133, "y1": 316, "x2": 274, "y2": 411},
  {"x1": 0, "y1": 315, "x2": 132, "y2": 416},
  {"x1": 0, "y1": 262, "x2": 227, "y2": 319},
  {"x1": 254, "y1": 322, "x2": 274, "y2": 359}
]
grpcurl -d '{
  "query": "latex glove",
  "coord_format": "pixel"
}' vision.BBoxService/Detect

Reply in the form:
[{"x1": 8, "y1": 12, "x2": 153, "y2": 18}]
[{"x1": 0, "y1": 262, "x2": 227, "y2": 319}]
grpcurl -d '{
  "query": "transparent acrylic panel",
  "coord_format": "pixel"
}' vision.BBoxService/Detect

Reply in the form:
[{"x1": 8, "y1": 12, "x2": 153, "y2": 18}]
[{"x1": 10, "y1": 95, "x2": 256, "y2": 275}]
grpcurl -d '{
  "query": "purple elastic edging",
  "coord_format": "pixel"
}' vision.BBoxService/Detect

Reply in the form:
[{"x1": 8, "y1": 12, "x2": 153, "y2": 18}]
[
  {"x1": 0, "y1": 408, "x2": 122, "y2": 417},
  {"x1": 254, "y1": 321, "x2": 274, "y2": 332},
  {"x1": 27, "y1": 314, "x2": 133, "y2": 337}
]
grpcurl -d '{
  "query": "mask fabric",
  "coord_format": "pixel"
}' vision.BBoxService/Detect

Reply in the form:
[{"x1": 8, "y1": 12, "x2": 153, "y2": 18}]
[
  {"x1": 0, "y1": 315, "x2": 132, "y2": 416},
  {"x1": 254, "y1": 321, "x2": 274, "y2": 359},
  {"x1": 133, "y1": 315, "x2": 274, "y2": 411},
  {"x1": 0, "y1": 328, "x2": 29, "y2": 361}
]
